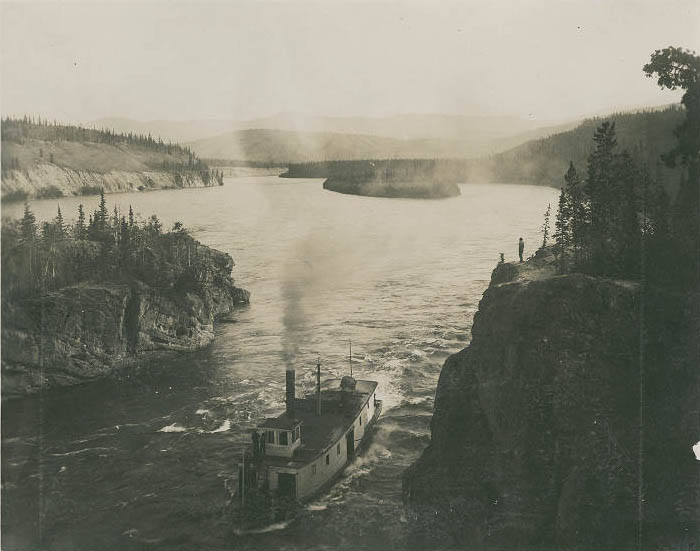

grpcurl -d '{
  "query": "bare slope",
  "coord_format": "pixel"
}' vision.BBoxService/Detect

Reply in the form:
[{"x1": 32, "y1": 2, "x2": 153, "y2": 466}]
[{"x1": 1, "y1": 118, "x2": 220, "y2": 201}]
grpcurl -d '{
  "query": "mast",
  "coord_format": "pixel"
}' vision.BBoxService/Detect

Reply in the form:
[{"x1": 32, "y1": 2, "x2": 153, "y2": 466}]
[
  {"x1": 316, "y1": 356, "x2": 322, "y2": 416},
  {"x1": 349, "y1": 339, "x2": 352, "y2": 377}
]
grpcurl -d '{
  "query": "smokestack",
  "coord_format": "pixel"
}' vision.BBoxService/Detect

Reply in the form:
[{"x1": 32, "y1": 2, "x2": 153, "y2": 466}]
[
  {"x1": 286, "y1": 369, "x2": 295, "y2": 418},
  {"x1": 316, "y1": 358, "x2": 321, "y2": 416}
]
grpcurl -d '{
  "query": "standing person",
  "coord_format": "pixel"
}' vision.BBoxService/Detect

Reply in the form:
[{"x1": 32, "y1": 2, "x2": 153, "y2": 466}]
[{"x1": 519, "y1": 237, "x2": 524, "y2": 262}]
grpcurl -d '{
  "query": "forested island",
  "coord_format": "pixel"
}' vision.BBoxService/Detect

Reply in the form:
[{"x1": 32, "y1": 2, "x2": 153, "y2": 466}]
[
  {"x1": 1, "y1": 193, "x2": 249, "y2": 397},
  {"x1": 404, "y1": 47, "x2": 700, "y2": 549},
  {"x1": 1, "y1": 117, "x2": 224, "y2": 202},
  {"x1": 283, "y1": 159, "x2": 461, "y2": 198}
]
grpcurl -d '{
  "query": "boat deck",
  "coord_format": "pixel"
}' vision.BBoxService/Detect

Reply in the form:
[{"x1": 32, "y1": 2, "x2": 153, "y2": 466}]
[{"x1": 259, "y1": 379, "x2": 377, "y2": 467}]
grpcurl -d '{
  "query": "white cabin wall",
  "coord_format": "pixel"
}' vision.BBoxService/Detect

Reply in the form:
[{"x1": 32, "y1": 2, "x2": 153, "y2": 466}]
[{"x1": 297, "y1": 434, "x2": 349, "y2": 499}]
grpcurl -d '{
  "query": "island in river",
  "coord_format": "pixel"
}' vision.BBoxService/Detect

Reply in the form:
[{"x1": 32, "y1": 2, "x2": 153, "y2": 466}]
[
  {"x1": 1, "y1": 197, "x2": 249, "y2": 398},
  {"x1": 282, "y1": 159, "x2": 461, "y2": 198}
]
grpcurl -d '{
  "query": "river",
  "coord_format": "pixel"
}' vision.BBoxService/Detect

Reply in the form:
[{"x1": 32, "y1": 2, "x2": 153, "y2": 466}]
[{"x1": 1, "y1": 177, "x2": 558, "y2": 550}]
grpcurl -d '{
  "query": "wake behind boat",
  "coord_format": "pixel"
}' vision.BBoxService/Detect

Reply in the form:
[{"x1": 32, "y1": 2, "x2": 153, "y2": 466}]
[{"x1": 231, "y1": 358, "x2": 382, "y2": 528}]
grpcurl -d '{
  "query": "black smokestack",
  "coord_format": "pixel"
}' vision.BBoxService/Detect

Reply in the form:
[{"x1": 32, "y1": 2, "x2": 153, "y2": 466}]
[{"x1": 286, "y1": 369, "x2": 295, "y2": 417}]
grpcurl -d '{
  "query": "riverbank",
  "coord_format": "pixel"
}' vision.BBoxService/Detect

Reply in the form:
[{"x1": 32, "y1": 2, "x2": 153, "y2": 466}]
[{"x1": 1, "y1": 164, "x2": 218, "y2": 202}]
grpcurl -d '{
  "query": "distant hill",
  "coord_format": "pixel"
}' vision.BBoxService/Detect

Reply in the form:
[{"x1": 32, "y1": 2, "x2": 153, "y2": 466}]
[
  {"x1": 471, "y1": 105, "x2": 685, "y2": 190},
  {"x1": 184, "y1": 128, "x2": 491, "y2": 163},
  {"x1": 92, "y1": 114, "x2": 575, "y2": 162},
  {"x1": 91, "y1": 112, "x2": 555, "y2": 143},
  {"x1": 283, "y1": 106, "x2": 685, "y2": 195},
  {"x1": 1, "y1": 117, "x2": 222, "y2": 201}
]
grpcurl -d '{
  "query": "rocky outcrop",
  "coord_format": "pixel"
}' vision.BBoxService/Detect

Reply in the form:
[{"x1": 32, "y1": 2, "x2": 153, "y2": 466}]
[
  {"x1": 323, "y1": 177, "x2": 460, "y2": 199},
  {"x1": 1, "y1": 164, "x2": 213, "y2": 201},
  {"x1": 403, "y1": 249, "x2": 699, "y2": 550},
  {"x1": 1, "y1": 247, "x2": 249, "y2": 398}
]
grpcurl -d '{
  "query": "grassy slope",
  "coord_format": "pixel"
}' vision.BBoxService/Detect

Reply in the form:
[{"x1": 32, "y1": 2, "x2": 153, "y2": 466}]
[{"x1": 2, "y1": 138, "x2": 192, "y2": 174}]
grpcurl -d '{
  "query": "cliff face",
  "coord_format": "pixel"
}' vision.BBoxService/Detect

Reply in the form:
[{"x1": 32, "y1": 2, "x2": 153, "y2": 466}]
[
  {"x1": 1, "y1": 247, "x2": 249, "y2": 398},
  {"x1": 1, "y1": 164, "x2": 213, "y2": 200},
  {"x1": 404, "y1": 250, "x2": 699, "y2": 550}
]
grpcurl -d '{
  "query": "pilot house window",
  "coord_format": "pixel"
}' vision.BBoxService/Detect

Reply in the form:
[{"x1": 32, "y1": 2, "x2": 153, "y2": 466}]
[{"x1": 280, "y1": 431, "x2": 288, "y2": 445}]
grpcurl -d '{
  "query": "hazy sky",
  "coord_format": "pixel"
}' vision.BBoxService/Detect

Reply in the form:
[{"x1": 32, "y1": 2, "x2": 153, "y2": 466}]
[{"x1": 2, "y1": 0, "x2": 699, "y2": 124}]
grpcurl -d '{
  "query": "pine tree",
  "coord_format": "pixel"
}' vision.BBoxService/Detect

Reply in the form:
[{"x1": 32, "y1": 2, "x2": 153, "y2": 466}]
[
  {"x1": 614, "y1": 151, "x2": 641, "y2": 277},
  {"x1": 75, "y1": 204, "x2": 86, "y2": 239},
  {"x1": 97, "y1": 189, "x2": 108, "y2": 229},
  {"x1": 586, "y1": 122, "x2": 618, "y2": 275},
  {"x1": 541, "y1": 203, "x2": 551, "y2": 248},
  {"x1": 553, "y1": 189, "x2": 571, "y2": 274},
  {"x1": 20, "y1": 202, "x2": 37, "y2": 242},
  {"x1": 128, "y1": 205, "x2": 135, "y2": 227},
  {"x1": 55, "y1": 205, "x2": 65, "y2": 237},
  {"x1": 564, "y1": 162, "x2": 587, "y2": 267}
]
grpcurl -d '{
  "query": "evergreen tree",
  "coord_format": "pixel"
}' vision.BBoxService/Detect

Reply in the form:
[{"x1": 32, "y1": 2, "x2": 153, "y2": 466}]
[
  {"x1": 76, "y1": 204, "x2": 86, "y2": 239},
  {"x1": 614, "y1": 151, "x2": 641, "y2": 277},
  {"x1": 96, "y1": 189, "x2": 108, "y2": 232},
  {"x1": 564, "y1": 162, "x2": 587, "y2": 266},
  {"x1": 585, "y1": 122, "x2": 619, "y2": 275},
  {"x1": 553, "y1": 189, "x2": 571, "y2": 274},
  {"x1": 55, "y1": 205, "x2": 65, "y2": 237},
  {"x1": 644, "y1": 46, "x2": 700, "y2": 287},
  {"x1": 541, "y1": 203, "x2": 551, "y2": 248},
  {"x1": 20, "y1": 202, "x2": 37, "y2": 242}
]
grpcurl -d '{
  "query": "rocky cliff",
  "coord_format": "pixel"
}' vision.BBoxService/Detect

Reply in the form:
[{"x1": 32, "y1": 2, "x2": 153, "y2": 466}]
[
  {"x1": 404, "y1": 250, "x2": 699, "y2": 550},
  {"x1": 1, "y1": 164, "x2": 213, "y2": 201},
  {"x1": 1, "y1": 246, "x2": 249, "y2": 398}
]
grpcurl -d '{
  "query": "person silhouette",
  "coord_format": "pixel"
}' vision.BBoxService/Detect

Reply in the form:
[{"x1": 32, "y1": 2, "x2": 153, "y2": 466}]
[{"x1": 518, "y1": 237, "x2": 524, "y2": 263}]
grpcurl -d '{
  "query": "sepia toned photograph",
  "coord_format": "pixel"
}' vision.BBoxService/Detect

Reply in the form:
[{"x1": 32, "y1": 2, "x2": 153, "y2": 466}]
[{"x1": 1, "y1": 1, "x2": 699, "y2": 550}]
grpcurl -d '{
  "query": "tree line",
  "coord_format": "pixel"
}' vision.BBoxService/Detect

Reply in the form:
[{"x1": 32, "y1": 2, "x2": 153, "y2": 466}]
[
  {"x1": 2, "y1": 115, "x2": 192, "y2": 156},
  {"x1": 282, "y1": 158, "x2": 472, "y2": 183},
  {"x1": 2, "y1": 190, "x2": 226, "y2": 300},
  {"x1": 545, "y1": 47, "x2": 699, "y2": 291}
]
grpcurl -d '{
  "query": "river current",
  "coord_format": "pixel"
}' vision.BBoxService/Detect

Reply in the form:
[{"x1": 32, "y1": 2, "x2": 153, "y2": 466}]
[{"x1": 2, "y1": 177, "x2": 558, "y2": 550}]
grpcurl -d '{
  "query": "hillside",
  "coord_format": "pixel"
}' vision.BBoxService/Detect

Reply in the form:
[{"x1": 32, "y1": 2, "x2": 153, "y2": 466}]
[
  {"x1": 186, "y1": 128, "x2": 491, "y2": 163},
  {"x1": 471, "y1": 105, "x2": 685, "y2": 189},
  {"x1": 93, "y1": 113, "x2": 559, "y2": 146},
  {"x1": 1, "y1": 118, "x2": 223, "y2": 201}
]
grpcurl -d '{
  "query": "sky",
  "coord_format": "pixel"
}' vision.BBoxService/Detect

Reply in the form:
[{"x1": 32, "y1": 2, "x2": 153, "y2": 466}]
[{"x1": 2, "y1": 0, "x2": 699, "y2": 125}]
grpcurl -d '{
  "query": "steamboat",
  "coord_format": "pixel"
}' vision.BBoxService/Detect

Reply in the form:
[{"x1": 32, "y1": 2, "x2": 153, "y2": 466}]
[{"x1": 232, "y1": 356, "x2": 382, "y2": 527}]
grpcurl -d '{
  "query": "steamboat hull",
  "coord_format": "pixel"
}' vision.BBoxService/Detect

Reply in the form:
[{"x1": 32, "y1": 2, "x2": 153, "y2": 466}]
[{"x1": 232, "y1": 373, "x2": 382, "y2": 528}]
